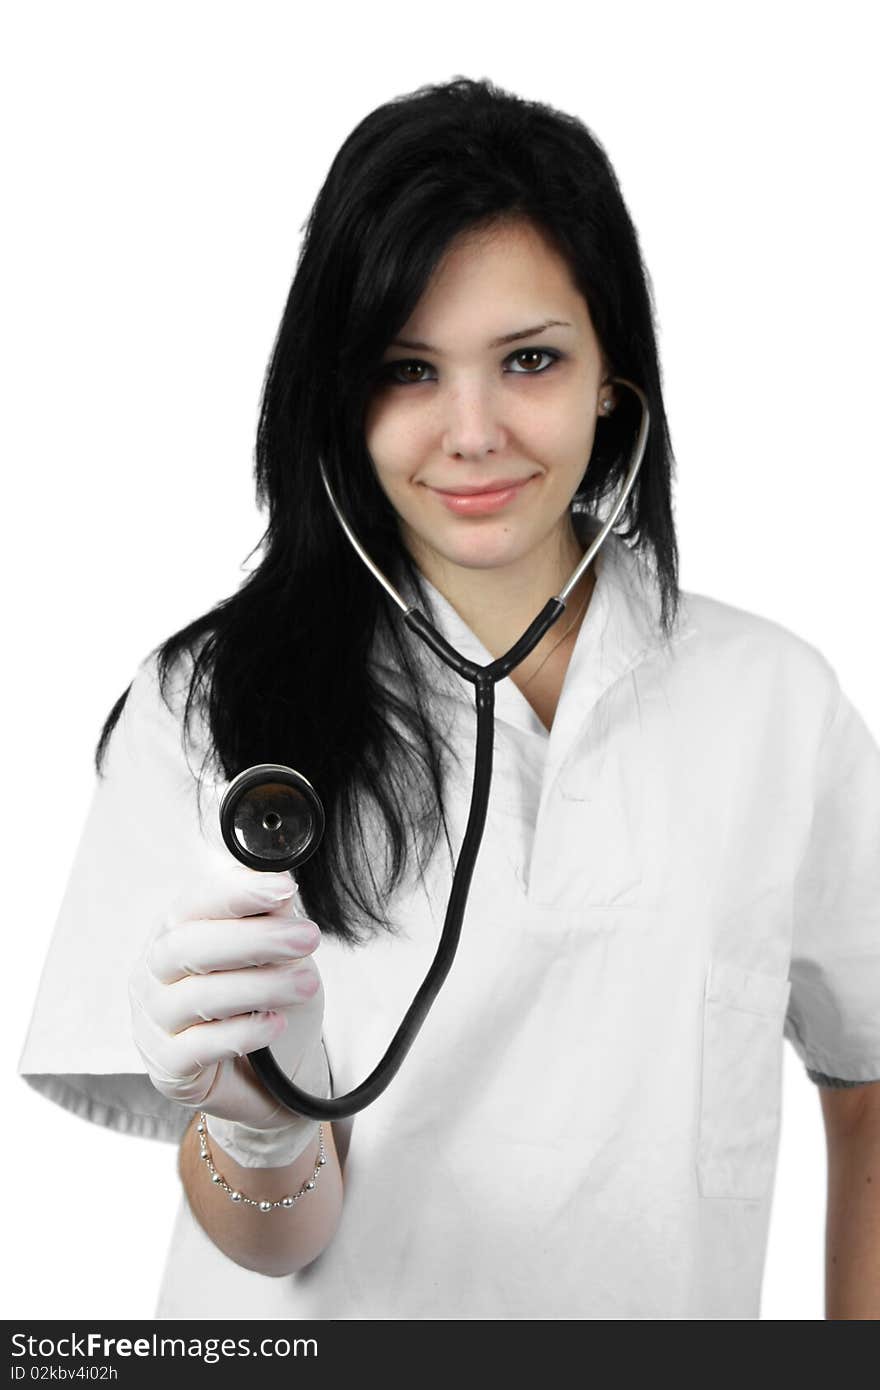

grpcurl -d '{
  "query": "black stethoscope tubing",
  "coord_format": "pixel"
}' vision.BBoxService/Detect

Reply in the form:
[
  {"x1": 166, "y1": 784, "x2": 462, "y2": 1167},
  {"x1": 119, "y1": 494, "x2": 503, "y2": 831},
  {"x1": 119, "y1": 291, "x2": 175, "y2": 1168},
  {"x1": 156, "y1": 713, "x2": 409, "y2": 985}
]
[{"x1": 222, "y1": 376, "x2": 649, "y2": 1120}]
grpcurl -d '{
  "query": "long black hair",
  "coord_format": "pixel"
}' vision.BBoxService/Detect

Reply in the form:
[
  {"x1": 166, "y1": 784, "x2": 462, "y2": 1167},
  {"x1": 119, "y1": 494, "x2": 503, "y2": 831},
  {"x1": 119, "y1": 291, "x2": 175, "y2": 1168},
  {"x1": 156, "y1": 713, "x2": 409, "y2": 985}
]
[{"x1": 95, "y1": 75, "x2": 681, "y2": 946}]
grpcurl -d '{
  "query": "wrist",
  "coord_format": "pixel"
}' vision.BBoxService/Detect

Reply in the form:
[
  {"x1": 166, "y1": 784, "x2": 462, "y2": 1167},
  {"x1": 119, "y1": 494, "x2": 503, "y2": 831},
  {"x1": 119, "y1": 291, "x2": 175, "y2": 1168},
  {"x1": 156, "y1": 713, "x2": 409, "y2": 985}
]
[
  {"x1": 195, "y1": 1113, "x2": 328, "y2": 1214},
  {"x1": 205, "y1": 1036, "x2": 330, "y2": 1169}
]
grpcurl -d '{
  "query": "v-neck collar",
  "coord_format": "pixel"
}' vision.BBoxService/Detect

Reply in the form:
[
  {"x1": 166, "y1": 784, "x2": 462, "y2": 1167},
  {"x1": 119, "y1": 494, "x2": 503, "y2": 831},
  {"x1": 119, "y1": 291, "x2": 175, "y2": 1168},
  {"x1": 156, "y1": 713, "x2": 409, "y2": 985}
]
[{"x1": 396, "y1": 517, "x2": 696, "y2": 747}]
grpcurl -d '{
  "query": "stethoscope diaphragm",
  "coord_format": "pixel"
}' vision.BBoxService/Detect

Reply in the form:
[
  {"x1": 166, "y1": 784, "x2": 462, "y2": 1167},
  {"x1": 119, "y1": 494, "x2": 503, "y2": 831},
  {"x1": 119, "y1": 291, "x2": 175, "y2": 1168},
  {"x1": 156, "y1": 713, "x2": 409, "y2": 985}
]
[{"x1": 219, "y1": 763, "x2": 325, "y2": 874}]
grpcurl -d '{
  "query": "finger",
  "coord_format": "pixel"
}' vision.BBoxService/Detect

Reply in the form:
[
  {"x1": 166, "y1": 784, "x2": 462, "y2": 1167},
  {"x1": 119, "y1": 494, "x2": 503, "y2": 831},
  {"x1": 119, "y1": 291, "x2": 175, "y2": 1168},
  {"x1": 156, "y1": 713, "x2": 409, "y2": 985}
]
[
  {"x1": 163, "y1": 852, "x2": 305, "y2": 931},
  {"x1": 132, "y1": 994, "x2": 285, "y2": 1105},
  {"x1": 149, "y1": 957, "x2": 322, "y2": 1036},
  {"x1": 173, "y1": 1011, "x2": 289, "y2": 1083},
  {"x1": 148, "y1": 912, "x2": 321, "y2": 986}
]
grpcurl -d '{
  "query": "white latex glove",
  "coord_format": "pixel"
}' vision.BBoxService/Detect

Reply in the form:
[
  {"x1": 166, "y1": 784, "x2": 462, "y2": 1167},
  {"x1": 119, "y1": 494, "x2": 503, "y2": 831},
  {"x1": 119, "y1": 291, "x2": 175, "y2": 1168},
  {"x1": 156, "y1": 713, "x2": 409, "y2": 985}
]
[{"x1": 128, "y1": 849, "x2": 330, "y2": 1167}]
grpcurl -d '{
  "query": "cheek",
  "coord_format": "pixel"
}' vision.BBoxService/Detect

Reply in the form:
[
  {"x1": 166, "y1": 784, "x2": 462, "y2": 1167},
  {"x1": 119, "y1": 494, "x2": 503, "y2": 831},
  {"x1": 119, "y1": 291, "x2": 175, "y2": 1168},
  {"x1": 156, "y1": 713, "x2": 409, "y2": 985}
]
[
  {"x1": 528, "y1": 394, "x2": 595, "y2": 459},
  {"x1": 364, "y1": 401, "x2": 425, "y2": 492},
  {"x1": 511, "y1": 376, "x2": 595, "y2": 457},
  {"x1": 371, "y1": 454, "x2": 413, "y2": 506}
]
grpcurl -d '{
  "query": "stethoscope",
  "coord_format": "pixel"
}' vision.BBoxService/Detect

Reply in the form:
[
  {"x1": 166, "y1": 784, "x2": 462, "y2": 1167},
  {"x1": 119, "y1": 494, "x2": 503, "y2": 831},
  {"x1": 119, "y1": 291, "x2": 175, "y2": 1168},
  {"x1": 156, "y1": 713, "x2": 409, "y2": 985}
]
[{"x1": 218, "y1": 376, "x2": 649, "y2": 1120}]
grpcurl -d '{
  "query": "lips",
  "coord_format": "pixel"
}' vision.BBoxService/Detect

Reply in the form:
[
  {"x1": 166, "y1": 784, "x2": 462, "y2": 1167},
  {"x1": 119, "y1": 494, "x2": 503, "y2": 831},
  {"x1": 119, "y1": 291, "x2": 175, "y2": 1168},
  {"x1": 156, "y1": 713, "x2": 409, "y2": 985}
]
[
  {"x1": 427, "y1": 475, "x2": 537, "y2": 516},
  {"x1": 429, "y1": 477, "x2": 535, "y2": 496}
]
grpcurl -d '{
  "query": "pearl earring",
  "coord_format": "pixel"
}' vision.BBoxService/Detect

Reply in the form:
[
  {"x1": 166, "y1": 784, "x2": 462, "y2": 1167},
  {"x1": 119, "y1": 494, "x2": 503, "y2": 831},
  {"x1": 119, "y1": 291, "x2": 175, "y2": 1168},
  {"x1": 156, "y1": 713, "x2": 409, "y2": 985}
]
[{"x1": 601, "y1": 397, "x2": 613, "y2": 413}]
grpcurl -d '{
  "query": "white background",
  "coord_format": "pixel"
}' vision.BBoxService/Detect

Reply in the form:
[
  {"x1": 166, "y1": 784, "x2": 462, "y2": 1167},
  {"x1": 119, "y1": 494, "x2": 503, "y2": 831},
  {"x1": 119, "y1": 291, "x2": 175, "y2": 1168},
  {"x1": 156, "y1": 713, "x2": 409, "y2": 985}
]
[{"x1": 3, "y1": 0, "x2": 877, "y2": 1321}]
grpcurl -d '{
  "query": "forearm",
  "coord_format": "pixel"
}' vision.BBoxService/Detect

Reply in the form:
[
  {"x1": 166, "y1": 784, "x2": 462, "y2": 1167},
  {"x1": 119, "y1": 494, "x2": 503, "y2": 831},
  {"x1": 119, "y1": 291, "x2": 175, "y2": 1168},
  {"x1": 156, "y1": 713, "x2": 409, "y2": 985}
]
[
  {"x1": 179, "y1": 1111, "x2": 344, "y2": 1278},
  {"x1": 824, "y1": 1114, "x2": 880, "y2": 1318}
]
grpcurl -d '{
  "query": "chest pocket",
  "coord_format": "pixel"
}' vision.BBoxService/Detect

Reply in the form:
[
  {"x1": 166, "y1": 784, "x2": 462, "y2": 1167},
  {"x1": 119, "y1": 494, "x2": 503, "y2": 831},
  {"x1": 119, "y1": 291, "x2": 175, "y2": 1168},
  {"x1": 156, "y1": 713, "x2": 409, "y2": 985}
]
[{"x1": 696, "y1": 958, "x2": 792, "y2": 1201}]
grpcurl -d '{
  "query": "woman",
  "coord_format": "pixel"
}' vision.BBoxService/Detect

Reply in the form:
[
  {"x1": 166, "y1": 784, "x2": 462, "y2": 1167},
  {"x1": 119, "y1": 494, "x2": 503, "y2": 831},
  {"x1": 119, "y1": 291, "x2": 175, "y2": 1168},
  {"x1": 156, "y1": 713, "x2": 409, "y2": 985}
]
[{"x1": 18, "y1": 76, "x2": 880, "y2": 1320}]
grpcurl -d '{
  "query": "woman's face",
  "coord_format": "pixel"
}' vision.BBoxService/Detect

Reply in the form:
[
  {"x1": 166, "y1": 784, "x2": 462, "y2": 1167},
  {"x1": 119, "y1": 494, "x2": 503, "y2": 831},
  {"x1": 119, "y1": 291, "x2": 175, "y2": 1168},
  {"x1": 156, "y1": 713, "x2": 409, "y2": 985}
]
[{"x1": 363, "y1": 218, "x2": 614, "y2": 585}]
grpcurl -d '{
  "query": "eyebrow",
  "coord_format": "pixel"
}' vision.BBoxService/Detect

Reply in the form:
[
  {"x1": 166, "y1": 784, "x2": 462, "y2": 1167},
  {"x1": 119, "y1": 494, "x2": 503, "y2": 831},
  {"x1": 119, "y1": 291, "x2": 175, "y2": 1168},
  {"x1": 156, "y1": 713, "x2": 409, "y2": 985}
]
[{"x1": 388, "y1": 319, "x2": 573, "y2": 354}]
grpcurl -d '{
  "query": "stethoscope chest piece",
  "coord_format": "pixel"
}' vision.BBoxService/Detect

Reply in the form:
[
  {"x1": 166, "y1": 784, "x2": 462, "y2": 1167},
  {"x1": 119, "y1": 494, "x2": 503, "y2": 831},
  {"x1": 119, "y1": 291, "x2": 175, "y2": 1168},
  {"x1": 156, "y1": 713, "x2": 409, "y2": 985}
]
[{"x1": 219, "y1": 763, "x2": 325, "y2": 873}]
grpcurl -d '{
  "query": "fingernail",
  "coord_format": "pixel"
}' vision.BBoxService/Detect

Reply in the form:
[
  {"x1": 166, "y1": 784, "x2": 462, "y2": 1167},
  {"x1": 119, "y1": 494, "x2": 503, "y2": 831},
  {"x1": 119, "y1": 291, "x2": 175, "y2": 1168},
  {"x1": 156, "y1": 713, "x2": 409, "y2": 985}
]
[
  {"x1": 290, "y1": 922, "x2": 319, "y2": 947},
  {"x1": 256, "y1": 880, "x2": 295, "y2": 902}
]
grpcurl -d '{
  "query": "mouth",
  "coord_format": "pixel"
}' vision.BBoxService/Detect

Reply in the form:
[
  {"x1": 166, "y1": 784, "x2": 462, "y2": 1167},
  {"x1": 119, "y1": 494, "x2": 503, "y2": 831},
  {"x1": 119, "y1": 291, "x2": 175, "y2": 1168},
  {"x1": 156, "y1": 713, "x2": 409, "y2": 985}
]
[
  {"x1": 426, "y1": 475, "x2": 538, "y2": 516},
  {"x1": 430, "y1": 477, "x2": 535, "y2": 496}
]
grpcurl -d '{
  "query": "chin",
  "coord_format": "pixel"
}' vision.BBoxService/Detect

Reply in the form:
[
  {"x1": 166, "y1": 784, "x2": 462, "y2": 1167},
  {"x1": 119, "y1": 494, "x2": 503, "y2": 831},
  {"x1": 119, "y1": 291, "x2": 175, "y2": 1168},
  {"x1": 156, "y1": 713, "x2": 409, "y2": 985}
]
[
  {"x1": 401, "y1": 509, "x2": 536, "y2": 571},
  {"x1": 434, "y1": 536, "x2": 532, "y2": 573}
]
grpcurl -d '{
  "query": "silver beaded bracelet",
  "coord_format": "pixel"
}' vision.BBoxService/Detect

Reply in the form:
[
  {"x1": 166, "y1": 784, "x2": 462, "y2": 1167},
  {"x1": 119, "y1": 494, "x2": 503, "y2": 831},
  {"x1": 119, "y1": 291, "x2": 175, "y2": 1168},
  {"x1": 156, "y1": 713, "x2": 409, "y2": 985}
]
[{"x1": 196, "y1": 1111, "x2": 327, "y2": 1212}]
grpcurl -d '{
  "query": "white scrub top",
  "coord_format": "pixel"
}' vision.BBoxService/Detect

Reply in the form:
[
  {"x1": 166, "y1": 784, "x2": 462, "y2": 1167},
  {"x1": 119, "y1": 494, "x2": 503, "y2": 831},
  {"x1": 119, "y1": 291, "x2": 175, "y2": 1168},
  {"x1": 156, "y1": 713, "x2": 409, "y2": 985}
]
[{"x1": 18, "y1": 527, "x2": 880, "y2": 1320}]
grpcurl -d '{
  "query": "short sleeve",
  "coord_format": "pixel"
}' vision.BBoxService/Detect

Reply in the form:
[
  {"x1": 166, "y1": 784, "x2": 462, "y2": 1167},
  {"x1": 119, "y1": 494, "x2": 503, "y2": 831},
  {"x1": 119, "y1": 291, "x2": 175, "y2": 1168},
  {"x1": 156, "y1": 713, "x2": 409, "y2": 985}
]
[
  {"x1": 784, "y1": 678, "x2": 880, "y2": 1086},
  {"x1": 17, "y1": 650, "x2": 225, "y2": 1143}
]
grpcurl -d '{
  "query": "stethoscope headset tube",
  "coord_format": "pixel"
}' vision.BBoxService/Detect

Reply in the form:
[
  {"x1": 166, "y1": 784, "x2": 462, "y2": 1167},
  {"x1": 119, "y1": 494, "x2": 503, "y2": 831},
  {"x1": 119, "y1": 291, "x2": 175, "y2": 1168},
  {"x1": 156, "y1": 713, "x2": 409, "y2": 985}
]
[{"x1": 218, "y1": 376, "x2": 649, "y2": 1119}]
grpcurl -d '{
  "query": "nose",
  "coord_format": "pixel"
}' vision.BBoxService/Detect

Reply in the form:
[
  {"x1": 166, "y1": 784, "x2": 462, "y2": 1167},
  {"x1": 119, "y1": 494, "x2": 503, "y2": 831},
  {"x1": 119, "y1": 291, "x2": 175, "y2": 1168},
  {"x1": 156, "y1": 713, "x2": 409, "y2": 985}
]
[{"x1": 441, "y1": 380, "x2": 507, "y2": 460}]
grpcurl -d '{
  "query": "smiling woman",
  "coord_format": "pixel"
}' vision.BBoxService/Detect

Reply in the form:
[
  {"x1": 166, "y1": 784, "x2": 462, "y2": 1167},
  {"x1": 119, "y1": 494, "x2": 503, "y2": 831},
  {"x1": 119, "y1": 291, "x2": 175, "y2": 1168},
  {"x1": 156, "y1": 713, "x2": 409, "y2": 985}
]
[
  {"x1": 17, "y1": 73, "x2": 880, "y2": 1322},
  {"x1": 363, "y1": 217, "x2": 614, "y2": 700}
]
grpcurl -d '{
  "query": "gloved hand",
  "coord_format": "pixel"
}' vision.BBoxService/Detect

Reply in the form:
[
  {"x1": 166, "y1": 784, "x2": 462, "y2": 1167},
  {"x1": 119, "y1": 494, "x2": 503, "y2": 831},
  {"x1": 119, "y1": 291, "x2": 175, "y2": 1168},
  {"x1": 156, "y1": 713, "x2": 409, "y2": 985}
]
[{"x1": 128, "y1": 851, "x2": 330, "y2": 1167}]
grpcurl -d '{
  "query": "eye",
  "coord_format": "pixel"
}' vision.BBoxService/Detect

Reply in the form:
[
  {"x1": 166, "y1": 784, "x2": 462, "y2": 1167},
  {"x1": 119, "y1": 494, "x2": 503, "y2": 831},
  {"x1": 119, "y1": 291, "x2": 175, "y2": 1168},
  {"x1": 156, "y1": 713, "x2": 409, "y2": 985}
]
[
  {"x1": 506, "y1": 348, "x2": 560, "y2": 374},
  {"x1": 380, "y1": 347, "x2": 562, "y2": 386},
  {"x1": 383, "y1": 359, "x2": 434, "y2": 386}
]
